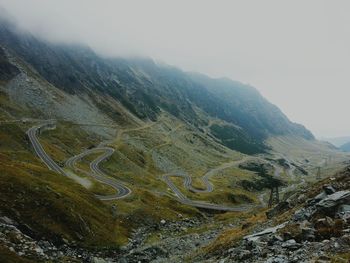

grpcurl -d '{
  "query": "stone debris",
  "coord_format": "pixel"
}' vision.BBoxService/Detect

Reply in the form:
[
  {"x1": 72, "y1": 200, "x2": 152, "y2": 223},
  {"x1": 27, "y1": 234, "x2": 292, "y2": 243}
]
[{"x1": 215, "y1": 182, "x2": 350, "y2": 263}]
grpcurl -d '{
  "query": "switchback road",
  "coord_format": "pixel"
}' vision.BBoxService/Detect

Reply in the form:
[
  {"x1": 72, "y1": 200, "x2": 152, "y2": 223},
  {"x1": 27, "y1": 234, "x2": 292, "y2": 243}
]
[
  {"x1": 66, "y1": 147, "x2": 131, "y2": 200},
  {"x1": 162, "y1": 157, "x2": 262, "y2": 212},
  {"x1": 27, "y1": 124, "x2": 131, "y2": 201},
  {"x1": 27, "y1": 124, "x2": 68, "y2": 175}
]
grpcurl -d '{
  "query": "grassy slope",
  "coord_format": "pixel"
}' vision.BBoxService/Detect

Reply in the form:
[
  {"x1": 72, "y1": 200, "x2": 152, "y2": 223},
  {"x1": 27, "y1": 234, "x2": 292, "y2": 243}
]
[
  {"x1": 36, "y1": 120, "x2": 203, "y2": 237},
  {"x1": 0, "y1": 245, "x2": 34, "y2": 263},
  {"x1": 37, "y1": 114, "x2": 262, "y2": 227},
  {"x1": 2, "y1": 77, "x2": 347, "y2": 262},
  {"x1": 98, "y1": 115, "x2": 261, "y2": 207},
  {"x1": 0, "y1": 122, "x2": 120, "y2": 247}
]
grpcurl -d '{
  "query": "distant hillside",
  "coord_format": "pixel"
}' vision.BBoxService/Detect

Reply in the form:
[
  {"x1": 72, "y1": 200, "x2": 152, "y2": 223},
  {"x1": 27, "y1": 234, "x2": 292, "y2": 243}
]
[
  {"x1": 340, "y1": 141, "x2": 350, "y2": 152},
  {"x1": 0, "y1": 20, "x2": 314, "y2": 154},
  {"x1": 322, "y1": 136, "x2": 350, "y2": 147}
]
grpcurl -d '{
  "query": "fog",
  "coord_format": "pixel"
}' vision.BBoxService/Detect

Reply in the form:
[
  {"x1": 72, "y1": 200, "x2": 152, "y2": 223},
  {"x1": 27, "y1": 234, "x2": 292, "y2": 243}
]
[{"x1": 1, "y1": 0, "x2": 350, "y2": 138}]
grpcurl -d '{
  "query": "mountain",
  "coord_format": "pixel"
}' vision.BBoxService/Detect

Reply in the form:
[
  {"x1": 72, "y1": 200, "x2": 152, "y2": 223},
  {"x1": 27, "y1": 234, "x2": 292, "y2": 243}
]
[
  {"x1": 340, "y1": 141, "x2": 350, "y2": 152},
  {"x1": 1, "y1": 19, "x2": 348, "y2": 262},
  {"x1": 0, "y1": 21, "x2": 314, "y2": 154},
  {"x1": 322, "y1": 136, "x2": 350, "y2": 147}
]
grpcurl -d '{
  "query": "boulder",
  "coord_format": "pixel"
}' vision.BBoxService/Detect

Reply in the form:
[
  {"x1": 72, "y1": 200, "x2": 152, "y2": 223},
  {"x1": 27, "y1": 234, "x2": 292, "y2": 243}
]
[
  {"x1": 266, "y1": 255, "x2": 289, "y2": 263},
  {"x1": 338, "y1": 204, "x2": 350, "y2": 213},
  {"x1": 244, "y1": 222, "x2": 288, "y2": 242},
  {"x1": 317, "y1": 191, "x2": 350, "y2": 211},
  {"x1": 301, "y1": 227, "x2": 316, "y2": 241},
  {"x1": 234, "y1": 250, "x2": 252, "y2": 261},
  {"x1": 293, "y1": 207, "x2": 316, "y2": 221},
  {"x1": 323, "y1": 185, "x2": 336, "y2": 195},
  {"x1": 297, "y1": 194, "x2": 306, "y2": 204},
  {"x1": 314, "y1": 217, "x2": 335, "y2": 229},
  {"x1": 281, "y1": 239, "x2": 301, "y2": 250},
  {"x1": 266, "y1": 201, "x2": 291, "y2": 219},
  {"x1": 337, "y1": 204, "x2": 350, "y2": 222},
  {"x1": 0, "y1": 216, "x2": 16, "y2": 225},
  {"x1": 309, "y1": 192, "x2": 327, "y2": 205}
]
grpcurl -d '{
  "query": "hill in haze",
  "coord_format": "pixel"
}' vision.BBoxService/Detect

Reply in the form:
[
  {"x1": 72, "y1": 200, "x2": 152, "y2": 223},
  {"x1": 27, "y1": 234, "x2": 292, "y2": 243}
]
[
  {"x1": 322, "y1": 136, "x2": 350, "y2": 148},
  {"x1": 0, "y1": 20, "x2": 314, "y2": 154},
  {"x1": 340, "y1": 141, "x2": 350, "y2": 152}
]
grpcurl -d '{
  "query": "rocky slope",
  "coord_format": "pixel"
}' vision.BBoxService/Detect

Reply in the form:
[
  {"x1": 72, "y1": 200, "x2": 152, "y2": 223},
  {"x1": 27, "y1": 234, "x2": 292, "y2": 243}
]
[
  {"x1": 204, "y1": 168, "x2": 350, "y2": 263},
  {"x1": 2, "y1": 167, "x2": 349, "y2": 262}
]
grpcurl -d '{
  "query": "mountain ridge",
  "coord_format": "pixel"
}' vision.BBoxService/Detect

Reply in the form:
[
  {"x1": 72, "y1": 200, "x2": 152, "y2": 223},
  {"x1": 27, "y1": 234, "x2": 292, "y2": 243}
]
[{"x1": 0, "y1": 21, "x2": 314, "y2": 154}]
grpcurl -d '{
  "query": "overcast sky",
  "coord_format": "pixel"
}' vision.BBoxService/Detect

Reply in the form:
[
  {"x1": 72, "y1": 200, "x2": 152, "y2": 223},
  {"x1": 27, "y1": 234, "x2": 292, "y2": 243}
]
[{"x1": 1, "y1": 0, "x2": 350, "y2": 138}]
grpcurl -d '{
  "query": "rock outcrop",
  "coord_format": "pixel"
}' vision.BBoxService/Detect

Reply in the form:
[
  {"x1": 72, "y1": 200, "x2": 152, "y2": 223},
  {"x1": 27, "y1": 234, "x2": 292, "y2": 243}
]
[{"x1": 214, "y1": 170, "x2": 350, "y2": 263}]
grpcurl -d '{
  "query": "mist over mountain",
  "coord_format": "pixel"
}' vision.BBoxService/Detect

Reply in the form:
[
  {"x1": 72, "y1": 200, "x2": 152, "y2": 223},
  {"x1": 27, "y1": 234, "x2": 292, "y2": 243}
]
[
  {"x1": 0, "y1": 20, "x2": 313, "y2": 154},
  {"x1": 1, "y1": 11, "x2": 349, "y2": 263}
]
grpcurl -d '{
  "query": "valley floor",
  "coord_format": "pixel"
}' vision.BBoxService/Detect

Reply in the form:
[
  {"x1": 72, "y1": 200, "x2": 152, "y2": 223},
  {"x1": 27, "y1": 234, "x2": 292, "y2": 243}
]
[{"x1": 1, "y1": 115, "x2": 349, "y2": 262}]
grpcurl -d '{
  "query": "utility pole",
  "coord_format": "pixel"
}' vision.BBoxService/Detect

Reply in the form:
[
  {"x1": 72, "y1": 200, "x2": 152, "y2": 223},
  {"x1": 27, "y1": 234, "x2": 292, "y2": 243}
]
[
  {"x1": 316, "y1": 167, "x2": 321, "y2": 180},
  {"x1": 268, "y1": 186, "x2": 280, "y2": 208}
]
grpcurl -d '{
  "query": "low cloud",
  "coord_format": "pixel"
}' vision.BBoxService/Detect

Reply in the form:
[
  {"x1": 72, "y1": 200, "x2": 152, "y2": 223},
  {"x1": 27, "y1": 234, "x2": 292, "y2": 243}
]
[{"x1": 1, "y1": 0, "x2": 350, "y2": 137}]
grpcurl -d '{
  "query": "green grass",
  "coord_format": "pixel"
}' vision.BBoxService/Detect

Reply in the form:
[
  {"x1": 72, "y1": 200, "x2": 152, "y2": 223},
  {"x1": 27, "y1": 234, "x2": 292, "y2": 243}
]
[
  {"x1": 330, "y1": 252, "x2": 350, "y2": 263},
  {"x1": 0, "y1": 245, "x2": 35, "y2": 263},
  {"x1": 0, "y1": 153, "x2": 120, "y2": 246},
  {"x1": 0, "y1": 113, "x2": 267, "y2": 260},
  {"x1": 0, "y1": 123, "x2": 122, "y2": 247},
  {"x1": 37, "y1": 120, "x2": 204, "y2": 237}
]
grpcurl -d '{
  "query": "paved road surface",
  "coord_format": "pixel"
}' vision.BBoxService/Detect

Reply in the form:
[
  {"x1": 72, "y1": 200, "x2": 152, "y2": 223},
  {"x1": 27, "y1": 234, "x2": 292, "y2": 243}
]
[
  {"x1": 162, "y1": 172, "x2": 257, "y2": 212},
  {"x1": 28, "y1": 122, "x2": 286, "y2": 211},
  {"x1": 66, "y1": 147, "x2": 131, "y2": 200},
  {"x1": 27, "y1": 124, "x2": 68, "y2": 175},
  {"x1": 27, "y1": 124, "x2": 131, "y2": 201},
  {"x1": 162, "y1": 157, "x2": 264, "y2": 212}
]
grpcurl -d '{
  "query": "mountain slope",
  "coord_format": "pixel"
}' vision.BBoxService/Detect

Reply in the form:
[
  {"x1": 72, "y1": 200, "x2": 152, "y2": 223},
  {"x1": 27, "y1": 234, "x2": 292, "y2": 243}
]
[
  {"x1": 0, "y1": 21, "x2": 313, "y2": 154},
  {"x1": 1, "y1": 19, "x2": 350, "y2": 262},
  {"x1": 340, "y1": 141, "x2": 350, "y2": 152},
  {"x1": 322, "y1": 136, "x2": 350, "y2": 147}
]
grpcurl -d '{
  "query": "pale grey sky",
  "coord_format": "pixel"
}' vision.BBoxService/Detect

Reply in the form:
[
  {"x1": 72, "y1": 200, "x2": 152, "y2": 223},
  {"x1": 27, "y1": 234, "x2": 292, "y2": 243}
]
[{"x1": 1, "y1": 0, "x2": 350, "y2": 138}]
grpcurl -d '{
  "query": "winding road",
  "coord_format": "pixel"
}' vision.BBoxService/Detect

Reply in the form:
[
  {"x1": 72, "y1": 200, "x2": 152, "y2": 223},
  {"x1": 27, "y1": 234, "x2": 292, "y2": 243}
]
[
  {"x1": 27, "y1": 123, "x2": 131, "y2": 201},
  {"x1": 28, "y1": 121, "x2": 285, "y2": 211},
  {"x1": 162, "y1": 172, "x2": 258, "y2": 212},
  {"x1": 65, "y1": 147, "x2": 131, "y2": 200},
  {"x1": 162, "y1": 157, "x2": 262, "y2": 211},
  {"x1": 27, "y1": 124, "x2": 68, "y2": 176}
]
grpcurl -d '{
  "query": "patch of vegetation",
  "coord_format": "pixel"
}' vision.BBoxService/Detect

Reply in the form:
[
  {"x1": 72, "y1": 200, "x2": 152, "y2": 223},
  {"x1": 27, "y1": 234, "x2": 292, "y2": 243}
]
[
  {"x1": 40, "y1": 122, "x2": 101, "y2": 162},
  {"x1": 0, "y1": 123, "x2": 123, "y2": 247},
  {"x1": 238, "y1": 161, "x2": 271, "y2": 174},
  {"x1": 0, "y1": 154, "x2": 119, "y2": 247},
  {"x1": 0, "y1": 244, "x2": 34, "y2": 263},
  {"x1": 160, "y1": 102, "x2": 180, "y2": 117},
  {"x1": 210, "y1": 124, "x2": 268, "y2": 154},
  {"x1": 240, "y1": 166, "x2": 285, "y2": 191},
  {"x1": 277, "y1": 158, "x2": 290, "y2": 168},
  {"x1": 0, "y1": 47, "x2": 20, "y2": 81},
  {"x1": 330, "y1": 252, "x2": 350, "y2": 263},
  {"x1": 202, "y1": 211, "x2": 267, "y2": 256}
]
